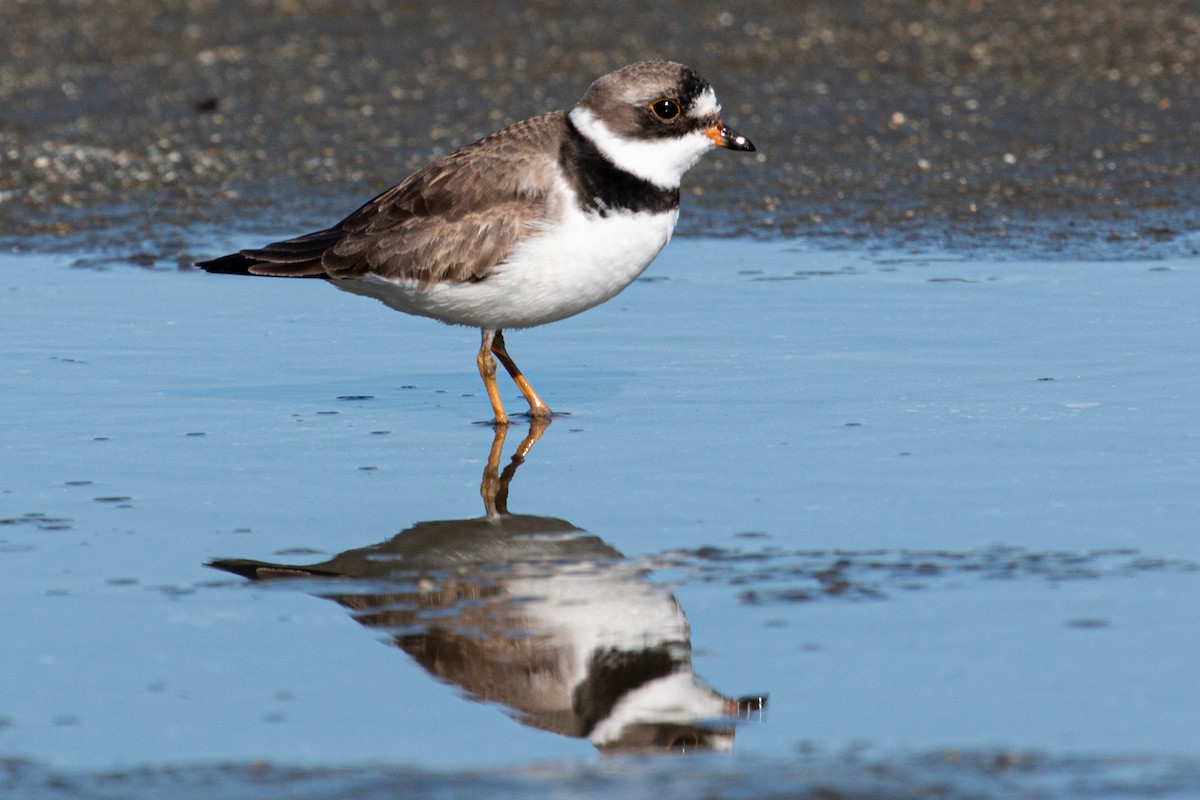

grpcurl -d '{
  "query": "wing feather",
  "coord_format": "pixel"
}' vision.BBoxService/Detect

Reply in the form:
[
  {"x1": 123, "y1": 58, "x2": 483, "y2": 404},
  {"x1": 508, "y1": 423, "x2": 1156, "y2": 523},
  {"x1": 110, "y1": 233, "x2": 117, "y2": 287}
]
[{"x1": 198, "y1": 113, "x2": 568, "y2": 286}]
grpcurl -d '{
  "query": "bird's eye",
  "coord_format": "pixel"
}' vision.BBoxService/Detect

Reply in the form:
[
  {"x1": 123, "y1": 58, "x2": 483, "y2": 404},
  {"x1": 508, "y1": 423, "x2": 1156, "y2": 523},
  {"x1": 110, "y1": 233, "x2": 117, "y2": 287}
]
[{"x1": 648, "y1": 98, "x2": 682, "y2": 121}]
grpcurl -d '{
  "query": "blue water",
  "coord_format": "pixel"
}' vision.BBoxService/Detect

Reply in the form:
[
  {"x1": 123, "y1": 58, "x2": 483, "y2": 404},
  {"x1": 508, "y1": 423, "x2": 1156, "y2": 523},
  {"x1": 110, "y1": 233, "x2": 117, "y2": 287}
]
[{"x1": 2, "y1": 240, "x2": 1198, "y2": 792}]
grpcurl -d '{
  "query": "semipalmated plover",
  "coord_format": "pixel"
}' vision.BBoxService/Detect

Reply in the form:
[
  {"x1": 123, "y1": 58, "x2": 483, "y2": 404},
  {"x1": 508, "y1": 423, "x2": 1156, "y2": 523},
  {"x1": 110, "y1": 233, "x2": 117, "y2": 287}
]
[{"x1": 197, "y1": 61, "x2": 754, "y2": 424}]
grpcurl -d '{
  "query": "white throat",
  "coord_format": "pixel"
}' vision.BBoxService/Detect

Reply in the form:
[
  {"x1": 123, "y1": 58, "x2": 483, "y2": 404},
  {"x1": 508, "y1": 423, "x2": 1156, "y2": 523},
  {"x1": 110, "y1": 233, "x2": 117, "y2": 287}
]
[{"x1": 569, "y1": 106, "x2": 715, "y2": 190}]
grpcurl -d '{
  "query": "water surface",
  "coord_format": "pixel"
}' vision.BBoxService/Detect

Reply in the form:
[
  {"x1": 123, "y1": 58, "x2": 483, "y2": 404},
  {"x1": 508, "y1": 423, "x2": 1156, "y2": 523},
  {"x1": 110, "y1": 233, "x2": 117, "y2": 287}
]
[{"x1": 2, "y1": 240, "x2": 1198, "y2": 796}]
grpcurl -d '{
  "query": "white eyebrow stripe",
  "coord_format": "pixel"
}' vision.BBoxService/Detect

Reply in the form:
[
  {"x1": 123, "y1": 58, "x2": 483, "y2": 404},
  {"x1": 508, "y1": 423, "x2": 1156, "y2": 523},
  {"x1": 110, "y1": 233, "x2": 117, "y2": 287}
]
[{"x1": 688, "y1": 87, "x2": 720, "y2": 119}]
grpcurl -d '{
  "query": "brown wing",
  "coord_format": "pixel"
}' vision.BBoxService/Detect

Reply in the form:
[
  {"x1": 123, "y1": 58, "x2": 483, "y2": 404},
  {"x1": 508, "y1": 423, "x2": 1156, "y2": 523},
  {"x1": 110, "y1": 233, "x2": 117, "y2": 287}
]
[{"x1": 197, "y1": 112, "x2": 568, "y2": 286}]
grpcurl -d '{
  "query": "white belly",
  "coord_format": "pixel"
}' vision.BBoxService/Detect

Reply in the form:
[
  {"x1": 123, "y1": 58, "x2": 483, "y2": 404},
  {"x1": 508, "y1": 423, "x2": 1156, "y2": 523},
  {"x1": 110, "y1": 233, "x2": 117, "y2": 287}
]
[{"x1": 335, "y1": 205, "x2": 679, "y2": 330}]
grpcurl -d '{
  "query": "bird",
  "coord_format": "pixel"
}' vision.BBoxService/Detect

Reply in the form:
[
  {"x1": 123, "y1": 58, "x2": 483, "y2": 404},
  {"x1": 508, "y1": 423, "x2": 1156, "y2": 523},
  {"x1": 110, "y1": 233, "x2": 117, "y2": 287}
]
[{"x1": 196, "y1": 60, "x2": 755, "y2": 424}]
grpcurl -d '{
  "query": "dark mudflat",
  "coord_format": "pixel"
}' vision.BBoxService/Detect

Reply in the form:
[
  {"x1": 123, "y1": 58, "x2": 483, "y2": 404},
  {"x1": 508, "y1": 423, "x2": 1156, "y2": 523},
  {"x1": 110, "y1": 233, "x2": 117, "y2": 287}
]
[{"x1": 3, "y1": 1, "x2": 1199, "y2": 260}]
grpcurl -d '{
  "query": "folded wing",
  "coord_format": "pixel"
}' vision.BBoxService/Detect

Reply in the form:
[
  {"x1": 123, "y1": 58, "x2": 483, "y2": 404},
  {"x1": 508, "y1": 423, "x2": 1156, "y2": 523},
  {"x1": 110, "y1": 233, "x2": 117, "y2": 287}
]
[{"x1": 197, "y1": 112, "x2": 567, "y2": 288}]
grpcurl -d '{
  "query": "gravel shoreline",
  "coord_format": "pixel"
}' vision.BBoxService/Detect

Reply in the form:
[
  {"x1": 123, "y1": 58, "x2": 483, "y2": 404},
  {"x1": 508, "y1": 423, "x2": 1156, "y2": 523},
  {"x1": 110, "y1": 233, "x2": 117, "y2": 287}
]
[{"x1": 3, "y1": 0, "x2": 1200, "y2": 262}]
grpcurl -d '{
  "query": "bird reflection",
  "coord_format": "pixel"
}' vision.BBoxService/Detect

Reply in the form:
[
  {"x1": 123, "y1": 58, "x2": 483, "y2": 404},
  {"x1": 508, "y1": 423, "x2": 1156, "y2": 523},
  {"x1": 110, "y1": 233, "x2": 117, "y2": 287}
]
[{"x1": 209, "y1": 419, "x2": 765, "y2": 753}]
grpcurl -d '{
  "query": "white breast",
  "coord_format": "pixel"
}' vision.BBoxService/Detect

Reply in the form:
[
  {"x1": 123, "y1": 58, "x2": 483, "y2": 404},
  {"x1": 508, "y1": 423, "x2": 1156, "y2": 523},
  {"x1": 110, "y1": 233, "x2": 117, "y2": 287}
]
[{"x1": 338, "y1": 179, "x2": 679, "y2": 330}]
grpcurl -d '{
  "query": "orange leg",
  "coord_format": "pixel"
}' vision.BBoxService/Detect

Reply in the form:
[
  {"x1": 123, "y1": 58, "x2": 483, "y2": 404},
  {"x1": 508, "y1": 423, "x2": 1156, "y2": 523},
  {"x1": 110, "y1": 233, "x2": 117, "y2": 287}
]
[
  {"x1": 491, "y1": 330, "x2": 553, "y2": 418},
  {"x1": 480, "y1": 416, "x2": 550, "y2": 518},
  {"x1": 477, "y1": 329, "x2": 510, "y2": 426}
]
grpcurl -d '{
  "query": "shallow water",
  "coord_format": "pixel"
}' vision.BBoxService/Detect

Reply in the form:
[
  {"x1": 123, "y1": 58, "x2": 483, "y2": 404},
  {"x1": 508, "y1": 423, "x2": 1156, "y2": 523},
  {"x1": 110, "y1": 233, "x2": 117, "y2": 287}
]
[{"x1": 2, "y1": 240, "x2": 1198, "y2": 796}]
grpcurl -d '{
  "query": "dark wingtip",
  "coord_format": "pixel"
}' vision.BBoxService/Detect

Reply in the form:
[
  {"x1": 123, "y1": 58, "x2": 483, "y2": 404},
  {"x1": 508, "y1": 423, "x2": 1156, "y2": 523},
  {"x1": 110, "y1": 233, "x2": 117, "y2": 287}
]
[
  {"x1": 207, "y1": 558, "x2": 340, "y2": 580},
  {"x1": 206, "y1": 558, "x2": 270, "y2": 579},
  {"x1": 196, "y1": 228, "x2": 342, "y2": 277},
  {"x1": 195, "y1": 252, "x2": 260, "y2": 275}
]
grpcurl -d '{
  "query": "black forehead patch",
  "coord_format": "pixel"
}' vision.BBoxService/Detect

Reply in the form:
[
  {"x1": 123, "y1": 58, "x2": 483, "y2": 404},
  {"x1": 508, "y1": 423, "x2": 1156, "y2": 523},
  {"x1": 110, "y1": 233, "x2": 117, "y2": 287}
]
[{"x1": 676, "y1": 66, "x2": 709, "y2": 105}]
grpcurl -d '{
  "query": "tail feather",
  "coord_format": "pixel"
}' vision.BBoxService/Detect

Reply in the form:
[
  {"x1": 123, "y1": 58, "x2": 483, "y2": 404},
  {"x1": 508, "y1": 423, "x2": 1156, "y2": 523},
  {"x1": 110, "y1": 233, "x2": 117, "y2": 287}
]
[{"x1": 196, "y1": 228, "x2": 345, "y2": 278}]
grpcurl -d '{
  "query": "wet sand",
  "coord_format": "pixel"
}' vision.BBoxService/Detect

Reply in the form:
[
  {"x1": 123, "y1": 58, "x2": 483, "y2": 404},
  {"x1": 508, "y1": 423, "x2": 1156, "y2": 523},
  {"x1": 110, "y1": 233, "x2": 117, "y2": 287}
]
[
  {"x1": 3, "y1": 239, "x2": 1200, "y2": 792},
  {"x1": 5, "y1": 753, "x2": 1200, "y2": 800},
  {"x1": 3, "y1": 0, "x2": 1200, "y2": 259}
]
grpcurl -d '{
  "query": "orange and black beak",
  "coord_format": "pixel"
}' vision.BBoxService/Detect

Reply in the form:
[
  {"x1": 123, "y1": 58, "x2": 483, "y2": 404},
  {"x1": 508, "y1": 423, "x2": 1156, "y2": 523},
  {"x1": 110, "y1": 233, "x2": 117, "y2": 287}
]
[{"x1": 706, "y1": 120, "x2": 755, "y2": 152}]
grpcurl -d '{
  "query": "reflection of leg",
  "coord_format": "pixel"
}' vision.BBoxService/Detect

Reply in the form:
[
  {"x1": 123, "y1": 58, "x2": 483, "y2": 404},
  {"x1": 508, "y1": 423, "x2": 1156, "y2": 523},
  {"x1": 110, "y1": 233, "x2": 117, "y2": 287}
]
[
  {"x1": 491, "y1": 330, "x2": 553, "y2": 418},
  {"x1": 476, "y1": 329, "x2": 509, "y2": 425},
  {"x1": 480, "y1": 422, "x2": 509, "y2": 518},
  {"x1": 513, "y1": 415, "x2": 550, "y2": 460},
  {"x1": 495, "y1": 416, "x2": 550, "y2": 514},
  {"x1": 481, "y1": 417, "x2": 550, "y2": 518}
]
